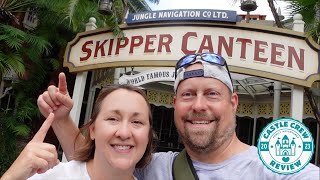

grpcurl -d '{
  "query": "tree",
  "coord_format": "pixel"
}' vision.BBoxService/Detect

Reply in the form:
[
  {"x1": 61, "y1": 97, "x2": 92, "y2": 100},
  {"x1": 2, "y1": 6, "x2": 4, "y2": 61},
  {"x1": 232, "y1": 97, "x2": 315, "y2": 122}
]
[
  {"x1": 267, "y1": 0, "x2": 283, "y2": 28},
  {"x1": 63, "y1": 0, "x2": 159, "y2": 36},
  {"x1": 0, "y1": 0, "x2": 157, "y2": 175},
  {"x1": 285, "y1": 0, "x2": 320, "y2": 43},
  {"x1": 0, "y1": 0, "x2": 61, "y2": 174},
  {"x1": 0, "y1": 0, "x2": 32, "y2": 24}
]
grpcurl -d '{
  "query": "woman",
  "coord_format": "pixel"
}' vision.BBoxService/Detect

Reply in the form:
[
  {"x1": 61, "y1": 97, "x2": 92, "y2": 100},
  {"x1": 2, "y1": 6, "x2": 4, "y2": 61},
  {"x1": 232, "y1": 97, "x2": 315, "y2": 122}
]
[{"x1": 2, "y1": 84, "x2": 154, "y2": 180}]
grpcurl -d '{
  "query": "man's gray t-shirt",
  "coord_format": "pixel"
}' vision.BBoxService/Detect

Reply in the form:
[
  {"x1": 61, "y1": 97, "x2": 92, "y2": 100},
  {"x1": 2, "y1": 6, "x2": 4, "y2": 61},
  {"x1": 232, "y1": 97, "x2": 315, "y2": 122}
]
[{"x1": 134, "y1": 146, "x2": 320, "y2": 180}]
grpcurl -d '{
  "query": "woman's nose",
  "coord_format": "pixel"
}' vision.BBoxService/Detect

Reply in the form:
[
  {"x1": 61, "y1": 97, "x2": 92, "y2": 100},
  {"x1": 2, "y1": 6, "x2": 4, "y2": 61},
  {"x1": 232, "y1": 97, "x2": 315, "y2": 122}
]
[{"x1": 115, "y1": 122, "x2": 132, "y2": 140}]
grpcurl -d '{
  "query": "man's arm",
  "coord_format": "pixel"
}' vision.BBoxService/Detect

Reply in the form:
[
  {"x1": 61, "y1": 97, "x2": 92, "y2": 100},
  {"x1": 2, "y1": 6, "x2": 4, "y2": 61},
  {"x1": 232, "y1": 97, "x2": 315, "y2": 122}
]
[
  {"x1": 37, "y1": 72, "x2": 84, "y2": 160},
  {"x1": 51, "y1": 116, "x2": 84, "y2": 160}
]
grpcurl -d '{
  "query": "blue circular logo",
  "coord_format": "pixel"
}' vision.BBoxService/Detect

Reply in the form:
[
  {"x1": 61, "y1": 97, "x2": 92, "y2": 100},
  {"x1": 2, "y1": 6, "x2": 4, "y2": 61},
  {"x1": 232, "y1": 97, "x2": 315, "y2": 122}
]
[{"x1": 257, "y1": 118, "x2": 314, "y2": 175}]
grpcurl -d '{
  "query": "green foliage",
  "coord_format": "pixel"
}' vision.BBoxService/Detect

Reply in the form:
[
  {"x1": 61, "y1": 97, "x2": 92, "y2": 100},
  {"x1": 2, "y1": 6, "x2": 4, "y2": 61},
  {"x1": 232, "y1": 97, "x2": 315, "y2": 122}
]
[
  {"x1": 50, "y1": 58, "x2": 60, "y2": 70},
  {"x1": 286, "y1": 0, "x2": 318, "y2": 23},
  {"x1": 0, "y1": 2, "x2": 54, "y2": 174},
  {"x1": 0, "y1": 121, "x2": 21, "y2": 175},
  {"x1": 0, "y1": 63, "x2": 51, "y2": 175},
  {"x1": 0, "y1": 51, "x2": 25, "y2": 78},
  {"x1": 0, "y1": 0, "x2": 155, "y2": 175},
  {"x1": 26, "y1": 34, "x2": 51, "y2": 55},
  {"x1": 0, "y1": 0, "x2": 32, "y2": 11},
  {"x1": 114, "y1": 0, "x2": 125, "y2": 23},
  {"x1": 0, "y1": 0, "x2": 32, "y2": 23},
  {"x1": 0, "y1": 24, "x2": 26, "y2": 50},
  {"x1": 0, "y1": 57, "x2": 55, "y2": 175},
  {"x1": 285, "y1": 0, "x2": 320, "y2": 43},
  {"x1": 144, "y1": 0, "x2": 160, "y2": 4}
]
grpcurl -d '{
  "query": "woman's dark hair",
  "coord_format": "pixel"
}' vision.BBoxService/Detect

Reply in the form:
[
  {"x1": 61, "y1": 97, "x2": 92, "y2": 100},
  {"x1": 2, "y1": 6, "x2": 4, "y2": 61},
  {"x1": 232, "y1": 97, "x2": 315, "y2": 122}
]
[{"x1": 73, "y1": 84, "x2": 154, "y2": 168}]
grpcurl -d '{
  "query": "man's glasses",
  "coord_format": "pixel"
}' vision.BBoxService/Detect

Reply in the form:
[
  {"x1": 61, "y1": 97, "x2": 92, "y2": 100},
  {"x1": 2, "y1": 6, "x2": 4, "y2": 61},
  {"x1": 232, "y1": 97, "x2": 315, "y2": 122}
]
[{"x1": 175, "y1": 52, "x2": 232, "y2": 84}]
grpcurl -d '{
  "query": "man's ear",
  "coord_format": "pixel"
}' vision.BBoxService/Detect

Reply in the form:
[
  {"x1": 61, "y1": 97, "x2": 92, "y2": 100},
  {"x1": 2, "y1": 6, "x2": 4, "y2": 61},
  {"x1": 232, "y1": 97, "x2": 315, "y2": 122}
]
[
  {"x1": 89, "y1": 120, "x2": 95, "y2": 140},
  {"x1": 173, "y1": 95, "x2": 177, "y2": 108},
  {"x1": 231, "y1": 93, "x2": 239, "y2": 113}
]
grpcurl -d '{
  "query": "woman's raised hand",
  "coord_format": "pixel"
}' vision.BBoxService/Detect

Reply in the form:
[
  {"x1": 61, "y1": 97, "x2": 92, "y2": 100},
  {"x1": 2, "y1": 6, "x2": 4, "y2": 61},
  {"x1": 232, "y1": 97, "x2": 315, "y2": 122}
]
[{"x1": 2, "y1": 113, "x2": 59, "y2": 180}]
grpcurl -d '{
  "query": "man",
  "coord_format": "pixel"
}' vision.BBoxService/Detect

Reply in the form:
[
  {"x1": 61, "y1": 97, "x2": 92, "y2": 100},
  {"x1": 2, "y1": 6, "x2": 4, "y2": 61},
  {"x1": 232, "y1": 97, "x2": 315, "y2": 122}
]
[{"x1": 38, "y1": 53, "x2": 319, "y2": 179}]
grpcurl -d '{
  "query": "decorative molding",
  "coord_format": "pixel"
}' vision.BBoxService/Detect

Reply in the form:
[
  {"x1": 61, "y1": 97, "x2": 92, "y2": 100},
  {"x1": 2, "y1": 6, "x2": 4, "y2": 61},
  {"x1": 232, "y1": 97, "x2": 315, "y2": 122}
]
[
  {"x1": 123, "y1": 88, "x2": 315, "y2": 118},
  {"x1": 257, "y1": 103, "x2": 273, "y2": 116},
  {"x1": 280, "y1": 102, "x2": 290, "y2": 116},
  {"x1": 96, "y1": 75, "x2": 114, "y2": 87},
  {"x1": 147, "y1": 89, "x2": 173, "y2": 108},
  {"x1": 304, "y1": 101, "x2": 313, "y2": 116},
  {"x1": 236, "y1": 102, "x2": 314, "y2": 118},
  {"x1": 92, "y1": 68, "x2": 114, "y2": 87},
  {"x1": 237, "y1": 103, "x2": 253, "y2": 114}
]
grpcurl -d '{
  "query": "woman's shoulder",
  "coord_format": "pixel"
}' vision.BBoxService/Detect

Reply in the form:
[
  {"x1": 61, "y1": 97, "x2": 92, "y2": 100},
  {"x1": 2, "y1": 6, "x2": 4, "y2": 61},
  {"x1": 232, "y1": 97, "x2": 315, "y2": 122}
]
[
  {"x1": 28, "y1": 160, "x2": 90, "y2": 180},
  {"x1": 46, "y1": 160, "x2": 86, "y2": 172}
]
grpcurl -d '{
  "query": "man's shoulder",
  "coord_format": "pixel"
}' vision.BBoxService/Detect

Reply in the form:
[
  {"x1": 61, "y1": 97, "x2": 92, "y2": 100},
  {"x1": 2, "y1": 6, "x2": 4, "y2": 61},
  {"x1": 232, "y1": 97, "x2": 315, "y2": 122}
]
[
  {"x1": 230, "y1": 146, "x2": 260, "y2": 162},
  {"x1": 149, "y1": 151, "x2": 179, "y2": 168},
  {"x1": 235, "y1": 146, "x2": 320, "y2": 179},
  {"x1": 134, "y1": 151, "x2": 179, "y2": 180},
  {"x1": 152, "y1": 151, "x2": 179, "y2": 160},
  {"x1": 286, "y1": 163, "x2": 320, "y2": 179}
]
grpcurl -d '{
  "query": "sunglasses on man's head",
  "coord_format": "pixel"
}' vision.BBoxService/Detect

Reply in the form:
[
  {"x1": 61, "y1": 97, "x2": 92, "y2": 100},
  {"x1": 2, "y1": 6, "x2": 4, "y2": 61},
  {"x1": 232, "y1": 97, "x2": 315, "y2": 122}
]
[{"x1": 175, "y1": 52, "x2": 232, "y2": 84}]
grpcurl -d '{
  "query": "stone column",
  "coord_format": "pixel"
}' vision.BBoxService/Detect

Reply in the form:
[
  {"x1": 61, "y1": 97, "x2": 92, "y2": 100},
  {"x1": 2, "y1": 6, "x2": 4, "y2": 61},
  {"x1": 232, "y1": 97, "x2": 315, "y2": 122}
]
[
  {"x1": 273, "y1": 81, "x2": 281, "y2": 120},
  {"x1": 70, "y1": 17, "x2": 97, "y2": 127},
  {"x1": 63, "y1": 17, "x2": 97, "y2": 162}
]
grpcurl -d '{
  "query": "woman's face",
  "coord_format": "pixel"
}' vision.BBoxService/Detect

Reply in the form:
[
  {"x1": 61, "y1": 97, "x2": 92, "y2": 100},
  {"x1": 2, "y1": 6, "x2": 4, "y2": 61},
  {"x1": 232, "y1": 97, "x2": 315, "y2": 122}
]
[{"x1": 89, "y1": 89, "x2": 150, "y2": 170}]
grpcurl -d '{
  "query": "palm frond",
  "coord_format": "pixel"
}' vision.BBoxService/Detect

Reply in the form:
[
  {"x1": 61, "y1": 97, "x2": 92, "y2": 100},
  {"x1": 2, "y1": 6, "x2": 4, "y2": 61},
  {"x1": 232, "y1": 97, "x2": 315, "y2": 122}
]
[
  {"x1": 306, "y1": 21, "x2": 320, "y2": 43},
  {"x1": 114, "y1": 0, "x2": 125, "y2": 23},
  {"x1": 3, "y1": 113, "x2": 30, "y2": 137},
  {"x1": 0, "y1": 24, "x2": 26, "y2": 50},
  {"x1": 128, "y1": 0, "x2": 154, "y2": 12},
  {"x1": 4, "y1": 52, "x2": 25, "y2": 75},
  {"x1": 14, "y1": 98, "x2": 37, "y2": 120},
  {"x1": 67, "y1": 0, "x2": 80, "y2": 26},
  {"x1": 26, "y1": 34, "x2": 51, "y2": 55},
  {"x1": 33, "y1": 0, "x2": 67, "y2": 12},
  {"x1": 49, "y1": 58, "x2": 60, "y2": 70},
  {"x1": 0, "y1": 0, "x2": 33, "y2": 23},
  {"x1": 287, "y1": 0, "x2": 317, "y2": 21},
  {"x1": 69, "y1": 0, "x2": 99, "y2": 32},
  {"x1": 105, "y1": 15, "x2": 125, "y2": 37},
  {"x1": 145, "y1": 0, "x2": 160, "y2": 4},
  {"x1": 4, "y1": 116, "x2": 16, "y2": 131},
  {"x1": 284, "y1": 0, "x2": 320, "y2": 43},
  {"x1": 0, "y1": 51, "x2": 25, "y2": 77},
  {"x1": 0, "y1": 0, "x2": 33, "y2": 11},
  {"x1": 12, "y1": 124, "x2": 30, "y2": 136}
]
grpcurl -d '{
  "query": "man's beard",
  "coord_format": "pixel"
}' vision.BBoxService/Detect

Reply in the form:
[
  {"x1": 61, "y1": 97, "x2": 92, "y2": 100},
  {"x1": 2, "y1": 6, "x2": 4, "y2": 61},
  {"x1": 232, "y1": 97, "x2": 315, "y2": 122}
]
[{"x1": 177, "y1": 111, "x2": 236, "y2": 154}]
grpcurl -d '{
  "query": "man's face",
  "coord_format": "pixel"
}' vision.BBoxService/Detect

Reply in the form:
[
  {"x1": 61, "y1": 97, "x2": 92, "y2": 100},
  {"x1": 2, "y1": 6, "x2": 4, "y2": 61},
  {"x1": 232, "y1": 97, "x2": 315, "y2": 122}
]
[{"x1": 173, "y1": 63, "x2": 238, "y2": 154}]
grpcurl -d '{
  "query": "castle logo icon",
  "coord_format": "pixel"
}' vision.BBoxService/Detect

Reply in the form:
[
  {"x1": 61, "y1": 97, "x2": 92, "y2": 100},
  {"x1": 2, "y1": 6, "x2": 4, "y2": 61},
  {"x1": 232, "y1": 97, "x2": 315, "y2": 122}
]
[{"x1": 275, "y1": 135, "x2": 296, "y2": 157}]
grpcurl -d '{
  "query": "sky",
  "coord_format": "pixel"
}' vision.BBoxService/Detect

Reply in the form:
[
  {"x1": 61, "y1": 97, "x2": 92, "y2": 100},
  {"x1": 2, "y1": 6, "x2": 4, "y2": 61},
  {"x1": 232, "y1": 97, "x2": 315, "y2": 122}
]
[{"x1": 146, "y1": 0, "x2": 291, "y2": 20}]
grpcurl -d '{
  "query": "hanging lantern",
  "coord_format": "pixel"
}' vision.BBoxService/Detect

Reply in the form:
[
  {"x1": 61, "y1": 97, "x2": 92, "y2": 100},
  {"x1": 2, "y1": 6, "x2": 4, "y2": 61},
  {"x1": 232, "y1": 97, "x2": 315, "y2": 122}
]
[
  {"x1": 98, "y1": 0, "x2": 113, "y2": 15},
  {"x1": 240, "y1": 0, "x2": 258, "y2": 12},
  {"x1": 240, "y1": 0, "x2": 258, "y2": 23}
]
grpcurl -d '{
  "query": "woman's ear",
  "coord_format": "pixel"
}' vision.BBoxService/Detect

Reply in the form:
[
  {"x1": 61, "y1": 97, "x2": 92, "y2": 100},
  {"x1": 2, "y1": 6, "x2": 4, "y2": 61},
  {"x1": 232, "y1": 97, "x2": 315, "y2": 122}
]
[{"x1": 89, "y1": 120, "x2": 95, "y2": 140}]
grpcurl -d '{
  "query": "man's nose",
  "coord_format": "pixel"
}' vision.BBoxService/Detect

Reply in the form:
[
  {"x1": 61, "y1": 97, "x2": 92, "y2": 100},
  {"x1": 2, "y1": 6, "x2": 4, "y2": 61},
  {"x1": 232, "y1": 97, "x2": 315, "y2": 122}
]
[
  {"x1": 115, "y1": 122, "x2": 132, "y2": 140},
  {"x1": 191, "y1": 95, "x2": 207, "y2": 112}
]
